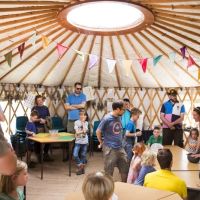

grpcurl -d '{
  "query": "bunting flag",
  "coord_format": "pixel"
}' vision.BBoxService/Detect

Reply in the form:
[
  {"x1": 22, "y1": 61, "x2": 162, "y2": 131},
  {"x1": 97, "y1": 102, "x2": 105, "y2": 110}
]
[
  {"x1": 153, "y1": 55, "x2": 162, "y2": 66},
  {"x1": 139, "y1": 58, "x2": 148, "y2": 73},
  {"x1": 28, "y1": 32, "x2": 37, "y2": 46},
  {"x1": 18, "y1": 43, "x2": 25, "y2": 59},
  {"x1": 75, "y1": 50, "x2": 85, "y2": 62},
  {"x1": 5, "y1": 51, "x2": 12, "y2": 67},
  {"x1": 169, "y1": 52, "x2": 176, "y2": 63},
  {"x1": 106, "y1": 59, "x2": 116, "y2": 73},
  {"x1": 88, "y1": 54, "x2": 98, "y2": 70},
  {"x1": 180, "y1": 46, "x2": 187, "y2": 59},
  {"x1": 198, "y1": 68, "x2": 200, "y2": 80},
  {"x1": 56, "y1": 43, "x2": 69, "y2": 58},
  {"x1": 122, "y1": 60, "x2": 132, "y2": 76},
  {"x1": 42, "y1": 35, "x2": 50, "y2": 49},
  {"x1": 187, "y1": 55, "x2": 196, "y2": 67}
]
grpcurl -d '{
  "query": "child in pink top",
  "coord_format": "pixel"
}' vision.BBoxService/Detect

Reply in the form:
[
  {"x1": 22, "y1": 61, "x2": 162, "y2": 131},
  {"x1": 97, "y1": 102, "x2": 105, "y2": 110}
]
[{"x1": 127, "y1": 143, "x2": 146, "y2": 184}]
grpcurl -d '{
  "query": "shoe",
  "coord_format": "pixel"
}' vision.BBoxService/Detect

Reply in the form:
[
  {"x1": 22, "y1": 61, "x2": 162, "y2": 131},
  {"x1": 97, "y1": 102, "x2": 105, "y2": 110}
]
[
  {"x1": 76, "y1": 164, "x2": 85, "y2": 175},
  {"x1": 43, "y1": 154, "x2": 54, "y2": 162},
  {"x1": 80, "y1": 163, "x2": 85, "y2": 174}
]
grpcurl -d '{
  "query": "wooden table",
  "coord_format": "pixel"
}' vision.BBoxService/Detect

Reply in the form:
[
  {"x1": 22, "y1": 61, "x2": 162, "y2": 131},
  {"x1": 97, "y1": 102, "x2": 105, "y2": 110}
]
[
  {"x1": 27, "y1": 132, "x2": 75, "y2": 180},
  {"x1": 155, "y1": 145, "x2": 200, "y2": 171},
  {"x1": 66, "y1": 182, "x2": 182, "y2": 200},
  {"x1": 174, "y1": 171, "x2": 200, "y2": 191}
]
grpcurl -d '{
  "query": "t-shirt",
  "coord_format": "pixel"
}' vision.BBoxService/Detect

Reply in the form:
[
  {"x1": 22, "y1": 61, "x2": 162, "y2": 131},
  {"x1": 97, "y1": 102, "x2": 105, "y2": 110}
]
[
  {"x1": 125, "y1": 120, "x2": 136, "y2": 144},
  {"x1": 66, "y1": 93, "x2": 86, "y2": 121},
  {"x1": 134, "y1": 165, "x2": 156, "y2": 186},
  {"x1": 25, "y1": 121, "x2": 37, "y2": 135},
  {"x1": 97, "y1": 113, "x2": 123, "y2": 149},
  {"x1": 186, "y1": 137, "x2": 198, "y2": 153},
  {"x1": 32, "y1": 106, "x2": 50, "y2": 128},
  {"x1": 0, "y1": 188, "x2": 24, "y2": 200},
  {"x1": 160, "y1": 100, "x2": 185, "y2": 129},
  {"x1": 121, "y1": 109, "x2": 131, "y2": 130},
  {"x1": 144, "y1": 169, "x2": 187, "y2": 199},
  {"x1": 147, "y1": 135, "x2": 162, "y2": 146},
  {"x1": 74, "y1": 120, "x2": 88, "y2": 144}
]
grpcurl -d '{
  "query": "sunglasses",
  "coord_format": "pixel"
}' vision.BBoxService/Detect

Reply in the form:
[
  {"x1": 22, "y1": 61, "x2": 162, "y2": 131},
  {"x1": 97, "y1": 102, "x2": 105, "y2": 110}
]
[{"x1": 76, "y1": 87, "x2": 82, "y2": 90}]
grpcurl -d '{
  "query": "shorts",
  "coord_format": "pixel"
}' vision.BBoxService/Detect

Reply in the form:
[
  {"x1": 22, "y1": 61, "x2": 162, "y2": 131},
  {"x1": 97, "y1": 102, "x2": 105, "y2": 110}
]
[{"x1": 103, "y1": 145, "x2": 129, "y2": 176}]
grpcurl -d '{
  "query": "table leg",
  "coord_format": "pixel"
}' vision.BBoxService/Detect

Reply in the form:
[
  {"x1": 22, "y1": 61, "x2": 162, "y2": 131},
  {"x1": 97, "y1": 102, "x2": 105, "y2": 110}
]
[
  {"x1": 68, "y1": 142, "x2": 73, "y2": 176},
  {"x1": 40, "y1": 143, "x2": 44, "y2": 180}
]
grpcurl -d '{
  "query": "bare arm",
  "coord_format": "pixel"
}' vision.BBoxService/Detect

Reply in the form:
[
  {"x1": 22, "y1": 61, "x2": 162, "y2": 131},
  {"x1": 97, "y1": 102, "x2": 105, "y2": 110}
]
[
  {"x1": 64, "y1": 104, "x2": 77, "y2": 111},
  {"x1": 25, "y1": 130, "x2": 35, "y2": 136},
  {"x1": 125, "y1": 131, "x2": 142, "y2": 137},
  {"x1": 71, "y1": 102, "x2": 86, "y2": 109},
  {"x1": 96, "y1": 129, "x2": 103, "y2": 145},
  {"x1": 0, "y1": 111, "x2": 5, "y2": 122}
]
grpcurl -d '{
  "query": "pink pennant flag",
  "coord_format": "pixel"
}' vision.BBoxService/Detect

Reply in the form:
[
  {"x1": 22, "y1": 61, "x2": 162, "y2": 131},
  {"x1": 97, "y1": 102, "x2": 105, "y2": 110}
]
[
  {"x1": 88, "y1": 54, "x2": 98, "y2": 70},
  {"x1": 187, "y1": 55, "x2": 196, "y2": 67},
  {"x1": 56, "y1": 43, "x2": 69, "y2": 59},
  {"x1": 18, "y1": 43, "x2": 25, "y2": 59},
  {"x1": 180, "y1": 46, "x2": 187, "y2": 59},
  {"x1": 139, "y1": 58, "x2": 148, "y2": 73}
]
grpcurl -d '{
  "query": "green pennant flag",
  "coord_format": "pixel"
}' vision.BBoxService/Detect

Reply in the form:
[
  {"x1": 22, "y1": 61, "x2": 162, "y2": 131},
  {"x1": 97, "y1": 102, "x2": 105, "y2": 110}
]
[
  {"x1": 5, "y1": 51, "x2": 12, "y2": 67},
  {"x1": 153, "y1": 55, "x2": 162, "y2": 66}
]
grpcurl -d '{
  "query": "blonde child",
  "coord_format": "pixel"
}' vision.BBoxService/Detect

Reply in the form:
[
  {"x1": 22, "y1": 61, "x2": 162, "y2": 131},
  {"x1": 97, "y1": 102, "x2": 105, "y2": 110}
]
[
  {"x1": 134, "y1": 150, "x2": 156, "y2": 185},
  {"x1": 186, "y1": 128, "x2": 199, "y2": 154},
  {"x1": 0, "y1": 160, "x2": 28, "y2": 200},
  {"x1": 82, "y1": 172, "x2": 114, "y2": 200},
  {"x1": 73, "y1": 110, "x2": 89, "y2": 175},
  {"x1": 127, "y1": 143, "x2": 146, "y2": 184},
  {"x1": 147, "y1": 127, "x2": 162, "y2": 147}
]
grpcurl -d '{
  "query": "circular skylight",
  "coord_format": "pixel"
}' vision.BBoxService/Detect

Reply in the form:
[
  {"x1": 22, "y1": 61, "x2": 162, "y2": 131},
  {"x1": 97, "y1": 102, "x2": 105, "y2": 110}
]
[
  {"x1": 67, "y1": 1, "x2": 144, "y2": 31},
  {"x1": 58, "y1": 1, "x2": 154, "y2": 35}
]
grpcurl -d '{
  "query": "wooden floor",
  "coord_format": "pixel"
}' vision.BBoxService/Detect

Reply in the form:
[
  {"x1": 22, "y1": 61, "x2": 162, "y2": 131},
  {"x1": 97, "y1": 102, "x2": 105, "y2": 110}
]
[{"x1": 26, "y1": 150, "x2": 120, "y2": 200}]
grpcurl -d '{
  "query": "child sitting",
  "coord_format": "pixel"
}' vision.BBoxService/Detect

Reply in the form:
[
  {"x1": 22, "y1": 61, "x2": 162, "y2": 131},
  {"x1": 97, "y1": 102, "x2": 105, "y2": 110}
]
[
  {"x1": 127, "y1": 143, "x2": 146, "y2": 184},
  {"x1": 73, "y1": 110, "x2": 88, "y2": 175},
  {"x1": 0, "y1": 160, "x2": 28, "y2": 200},
  {"x1": 123, "y1": 108, "x2": 142, "y2": 161},
  {"x1": 147, "y1": 127, "x2": 162, "y2": 147},
  {"x1": 134, "y1": 150, "x2": 156, "y2": 186},
  {"x1": 186, "y1": 128, "x2": 199, "y2": 154},
  {"x1": 25, "y1": 110, "x2": 39, "y2": 168},
  {"x1": 82, "y1": 172, "x2": 114, "y2": 200}
]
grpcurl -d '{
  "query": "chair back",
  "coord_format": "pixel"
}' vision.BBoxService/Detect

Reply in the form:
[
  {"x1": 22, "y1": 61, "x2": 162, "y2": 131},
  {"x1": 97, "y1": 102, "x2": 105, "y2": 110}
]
[
  {"x1": 16, "y1": 116, "x2": 28, "y2": 132},
  {"x1": 51, "y1": 116, "x2": 64, "y2": 130}
]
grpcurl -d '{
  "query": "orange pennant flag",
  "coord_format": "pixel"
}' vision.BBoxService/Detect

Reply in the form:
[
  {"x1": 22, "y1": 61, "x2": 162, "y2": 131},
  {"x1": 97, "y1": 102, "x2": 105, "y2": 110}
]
[{"x1": 42, "y1": 35, "x2": 50, "y2": 49}]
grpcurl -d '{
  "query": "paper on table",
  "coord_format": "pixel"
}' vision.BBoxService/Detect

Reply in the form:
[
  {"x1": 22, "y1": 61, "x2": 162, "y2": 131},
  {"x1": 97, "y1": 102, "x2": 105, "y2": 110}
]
[{"x1": 112, "y1": 193, "x2": 118, "y2": 200}]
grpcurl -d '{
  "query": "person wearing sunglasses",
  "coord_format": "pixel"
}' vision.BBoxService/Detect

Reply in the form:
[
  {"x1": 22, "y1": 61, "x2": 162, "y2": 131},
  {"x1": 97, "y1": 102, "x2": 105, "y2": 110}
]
[{"x1": 65, "y1": 82, "x2": 86, "y2": 133}]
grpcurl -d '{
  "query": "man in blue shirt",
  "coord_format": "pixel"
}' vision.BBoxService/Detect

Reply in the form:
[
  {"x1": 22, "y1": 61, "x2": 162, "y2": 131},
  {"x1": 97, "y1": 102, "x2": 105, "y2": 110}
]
[
  {"x1": 65, "y1": 82, "x2": 86, "y2": 133},
  {"x1": 160, "y1": 89, "x2": 185, "y2": 147},
  {"x1": 96, "y1": 100, "x2": 129, "y2": 182}
]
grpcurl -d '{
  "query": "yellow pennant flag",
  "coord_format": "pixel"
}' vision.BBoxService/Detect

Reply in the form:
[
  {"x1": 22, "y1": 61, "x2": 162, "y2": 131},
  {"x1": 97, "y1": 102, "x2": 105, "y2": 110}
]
[
  {"x1": 122, "y1": 60, "x2": 132, "y2": 76},
  {"x1": 42, "y1": 35, "x2": 50, "y2": 49},
  {"x1": 198, "y1": 68, "x2": 200, "y2": 80}
]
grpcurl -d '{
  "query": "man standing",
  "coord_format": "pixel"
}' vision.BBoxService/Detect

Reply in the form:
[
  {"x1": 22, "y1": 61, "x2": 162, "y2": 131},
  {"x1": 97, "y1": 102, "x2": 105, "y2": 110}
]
[
  {"x1": 65, "y1": 82, "x2": 86, "y2": 133},
  {"x1": 160, "y1": 89, "x2": 185, "y2": 147},
  {"x1": 96, "y1": 100, "x2": 129, "y2": 182}
]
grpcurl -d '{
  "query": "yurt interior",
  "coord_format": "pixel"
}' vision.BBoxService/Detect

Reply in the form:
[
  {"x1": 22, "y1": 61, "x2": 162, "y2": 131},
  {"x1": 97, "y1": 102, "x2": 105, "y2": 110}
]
[{"x1": 0, "y1": 1, "x2": 200, "y2": 200}]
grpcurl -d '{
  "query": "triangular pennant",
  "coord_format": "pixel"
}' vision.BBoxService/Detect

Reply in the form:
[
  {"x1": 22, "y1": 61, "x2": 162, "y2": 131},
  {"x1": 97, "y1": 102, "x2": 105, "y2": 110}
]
[
  {"x1": 28, "y1": 32, "x2": 37, "y2": 46},
  {"x1": 5, "y1": 51, "x2": 12, "y2": 67},
  {"x1": 169, "y1": 52, "x2": 176, "y2": 63},
  {"x1": 18, "y1": 43, "x2": 25, "y2": 59},
  {"x1": 187, "y1": 55, "x2": 196, "y2": 67},
  {"x1": 139, "y1": 58, "x2": 148, "y2": 73},
  {"x1": 180, "y1": 46, "x2": 187, "y2": 59},
  {"x1": 88, "y1": 54, "x2": 98, "y2": 70},
  {"x1": 42, "y1": 35, "x2": 50, "y2": 49},
  {"x1": 198, "y1": 68, "x2": 200, "y2": 80},
  {"x1": 75, "y1": 50, "x2": 85, "y2": 62},
  {"x1": 122, "y1": 60, "x2": 132, "y2": 76},
  {"x1": 106, "y1": 59, "x2": 116, "y2": 73},
  {"x1": 56, "y1": 43, "x2": 69, "y2": 59},
  {"x1": 153, "y1": 55, "x2": 162, "y2": 66}
]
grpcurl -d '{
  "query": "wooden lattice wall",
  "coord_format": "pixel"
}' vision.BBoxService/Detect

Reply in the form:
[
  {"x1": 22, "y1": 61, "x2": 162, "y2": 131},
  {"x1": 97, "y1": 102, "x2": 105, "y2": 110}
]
[{"x1": 0, "y1": 83, "x2": 199, "y2": 135}]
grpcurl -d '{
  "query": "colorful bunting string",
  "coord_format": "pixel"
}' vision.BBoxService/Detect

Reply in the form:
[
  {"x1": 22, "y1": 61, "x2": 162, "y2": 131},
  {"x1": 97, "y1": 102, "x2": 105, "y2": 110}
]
[
  {"x1": 139, "y1": 58, "x2": 148, "y2": 73},
  {"x1": 106, "y1": 59, "x2": 116, "y2": 73},
  {"x1": 5, "y1": 51, "x2": 12, "y2": 67},
  {"x1": 88, "y1": 54, "x2": 98, "y2": 70},
  {"x1": 56, "y1": 43, "x2": 69, "y2": 59},
  {"x1": 187, "y1": 55, "x2": 196, "y2": 68},
  {"x1": 18, "y1": 43, "x2": 25, "y2": 59},
  {"x1": 122, "y1": 60, "x2": 132, "y2": 76},
  {"x1": 41, "y1": 35, "x2": 50, "y2": 49},
  {"x1": 153, "y1": 55, "x2": 162, "y2": 66},
  {"x1": 75, "y1": 50, "x2": 85, "y2": 62},
  {"x1": 180, "y1": 46, "x2": 187, "y2": 59}
]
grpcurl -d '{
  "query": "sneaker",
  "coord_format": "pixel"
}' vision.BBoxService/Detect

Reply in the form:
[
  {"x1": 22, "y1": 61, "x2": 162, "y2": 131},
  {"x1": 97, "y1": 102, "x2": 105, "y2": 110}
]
[{"x1": 43, "y1": 154, "x2": 54, "y2": 162}]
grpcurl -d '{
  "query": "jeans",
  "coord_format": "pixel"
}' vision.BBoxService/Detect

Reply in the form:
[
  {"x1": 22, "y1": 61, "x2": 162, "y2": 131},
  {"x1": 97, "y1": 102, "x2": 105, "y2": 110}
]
[
  {"x1": 123, "y1": 142, "x2": 133, "y2": 161},
  {"x1": 73, "y1": 143, "x2": 88, "y2": 165}
]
